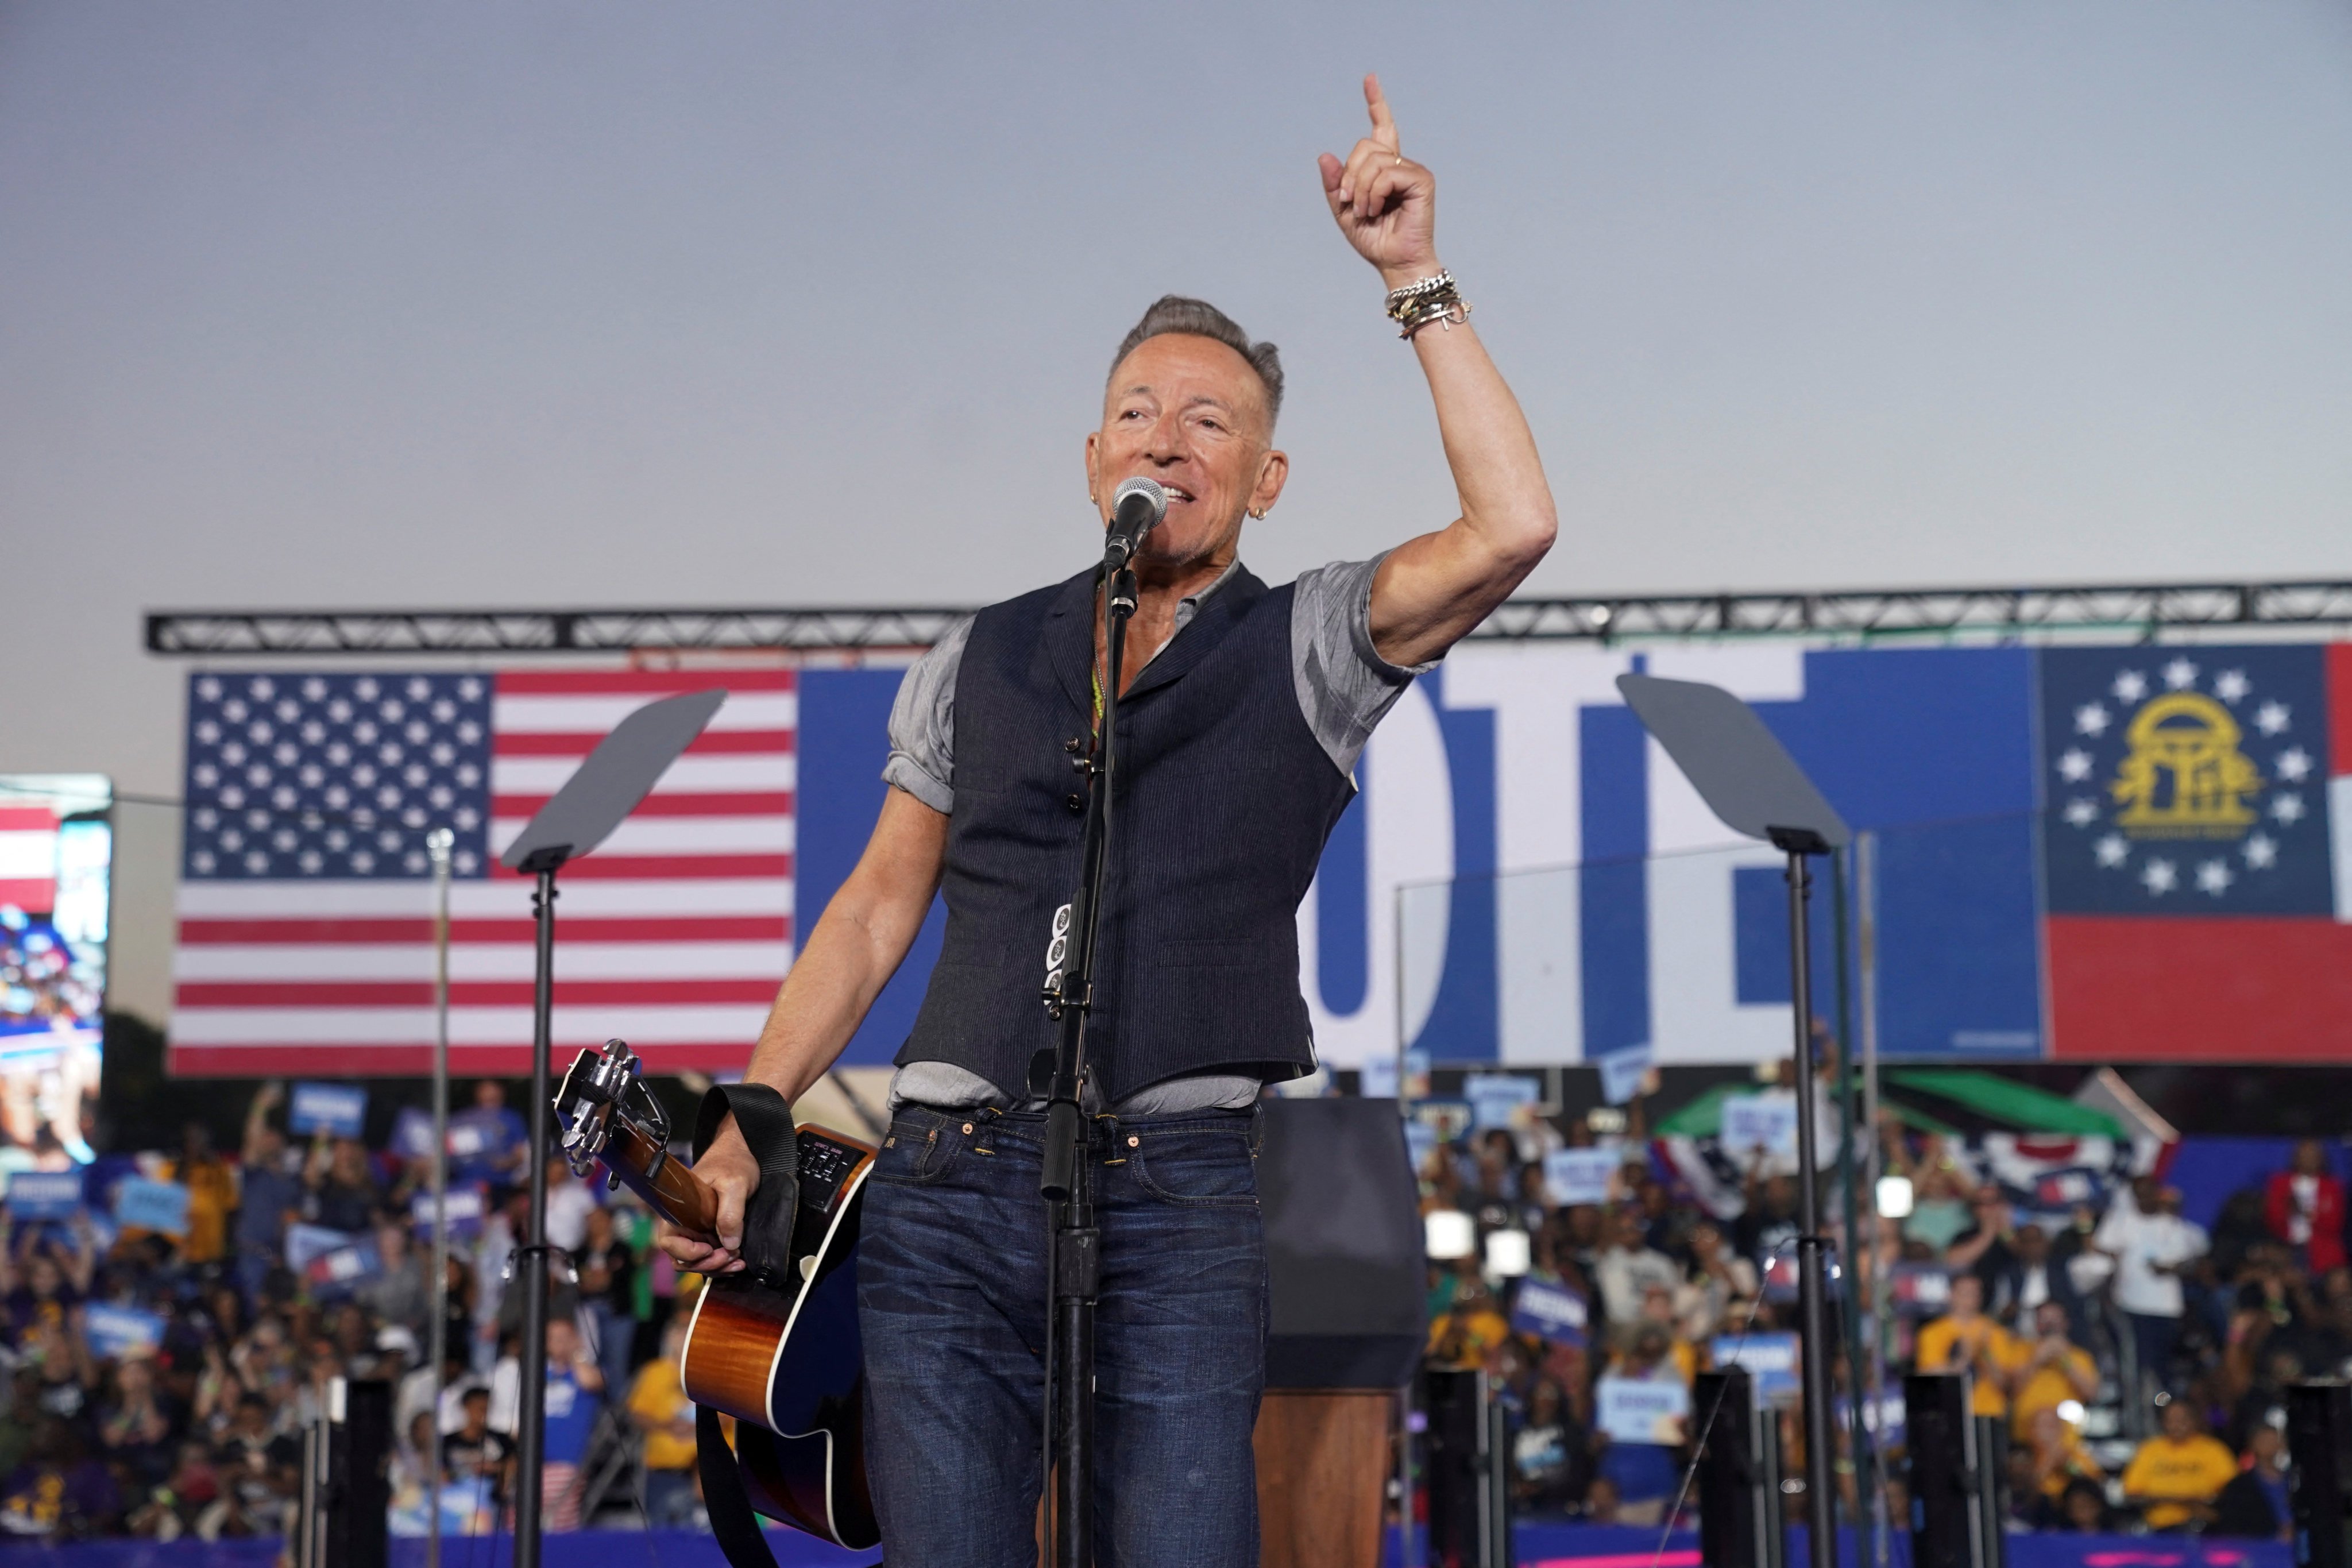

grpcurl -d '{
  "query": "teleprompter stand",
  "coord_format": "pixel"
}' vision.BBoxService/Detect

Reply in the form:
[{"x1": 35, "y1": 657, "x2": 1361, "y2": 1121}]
[
  {"x1": 1617, "y1": 674, "x2": 1851, "y2": 1568},
  {"x1": 1034, "y1": 553, "x2": 1143, "y2": 1568},
  {"x1": 499, "y1": 686, "x2": 725, "y2": 1568}
]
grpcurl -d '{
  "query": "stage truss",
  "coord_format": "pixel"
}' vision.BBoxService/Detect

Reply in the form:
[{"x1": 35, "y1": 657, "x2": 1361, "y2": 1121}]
[{"x1": 146, "y1": 580, "x2": 2352, "y2": 656}]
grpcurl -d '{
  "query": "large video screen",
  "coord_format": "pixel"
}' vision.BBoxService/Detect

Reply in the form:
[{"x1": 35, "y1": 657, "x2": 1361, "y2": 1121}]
[{"x1": 0, "y1": 775, "x2": 110, "y2": 1163}]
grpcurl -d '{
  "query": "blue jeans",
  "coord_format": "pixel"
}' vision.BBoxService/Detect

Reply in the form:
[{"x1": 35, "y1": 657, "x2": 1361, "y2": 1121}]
[{"x1": 858, "y1": 1103, "x2": 1266, "y2": 1568}]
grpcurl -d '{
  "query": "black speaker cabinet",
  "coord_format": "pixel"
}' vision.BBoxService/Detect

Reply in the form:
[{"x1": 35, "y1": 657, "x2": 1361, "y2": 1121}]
[
  {"x1": 1905, "y1": 1373, "x2": 1984, "y2": 1568},
  {"x1": 1258, "y1": 1096, "x2": 1426, "y2": 1389},
  {"x1": 1696, "y1": 1368, "x2": 1783, "y2": 1568},
  {"x1": 295, "y1": 1376, "x2": 390, "y2": 1568},
  {"x1": 2289, "y1": 1381, "x2": 2352, "y2": 1568}
]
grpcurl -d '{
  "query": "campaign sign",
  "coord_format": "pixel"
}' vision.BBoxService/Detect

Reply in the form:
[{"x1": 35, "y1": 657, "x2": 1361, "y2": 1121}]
[
  {"x1": 113, "y1": 1177, "x2": 191, "y2": 1237},
  {"x1": 84, "y1": 1303, "x2": 167, "y2": 1361},
  {"x1": 1712, "y1": 1331, "x2": 1801, "y2": 1399},
  {"x1": 1597, "y1": 1045, "x2": 1653, "y2": 1107},
  {"x1": 290, "y1": 1083, "x2": 368, "y2": 1139},
  {"x1": 1720, "y1": 1095, "x2": 1799, "y2": 1160},
  {"x1": 1596, "y1": 1376, "x2": 1690, "y2": 1445},
  {"x1": 1510, "y1": 1279, "x2": 1589, "y2": 1346},
  {"x1": 5, "y1": 1171, "x2": 84, "y2": 1221},
  {"x1": 285, "y1": 1223, "x2": 357, "y2": 1271},
  {"x1": 1465, "y1": 1073, "x2": 1540, "y2": 1131},
  {"x1": 1543, "y1": 1148, "x2": 1620, "y2": 1207},
  {"x1": 1887, "y1": 1263, "x2": 1953, "y2": 1317},
  {"x1": 305, "y1": 1238, "x2": 384, "y2": 1300},
  {"x1": 391, "y1": 1108, "x2": 437, "y2": 1159},
  {"x1": 1403, "y1": 1119, "x2": 1439, "y2": 1175},
  {"x1": 1414, "y1": 1100, "x2": 1473, "y2": 1143},
  {"x1": 411, "y1": 1184, "x2": 488, "y2": 1239},
  {"x1": 1357, "y1": 1055, "x2": 1400, "y2": 1099}
]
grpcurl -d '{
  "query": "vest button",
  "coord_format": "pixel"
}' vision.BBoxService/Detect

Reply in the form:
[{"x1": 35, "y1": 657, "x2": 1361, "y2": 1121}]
[
  {"x1": 1065, "y1": 793, "x2": 1084, "y2": 814},
  {"x1": 1064, "y1": 737, "x2": 1083, "y2": 754}
]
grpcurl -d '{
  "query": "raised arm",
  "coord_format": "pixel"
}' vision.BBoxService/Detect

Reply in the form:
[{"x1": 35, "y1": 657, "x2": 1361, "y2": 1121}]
[
  {"x1": 1319, "y1": 75, "x2": 1558, "y2": 669},
  {"x1": 659, "y1": 786, "x2": 949, "y2": 1274}
]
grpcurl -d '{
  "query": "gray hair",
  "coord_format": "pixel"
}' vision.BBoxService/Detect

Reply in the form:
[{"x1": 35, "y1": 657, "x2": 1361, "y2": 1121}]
[{"x1": 1107, "y1": 295, "x2": 1284, "y2": 430}]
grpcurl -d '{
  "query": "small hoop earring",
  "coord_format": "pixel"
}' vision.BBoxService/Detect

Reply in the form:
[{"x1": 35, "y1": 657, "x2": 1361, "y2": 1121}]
[{"x1": 1249, "y1": 507, "x2": 1268, "y2": 520}]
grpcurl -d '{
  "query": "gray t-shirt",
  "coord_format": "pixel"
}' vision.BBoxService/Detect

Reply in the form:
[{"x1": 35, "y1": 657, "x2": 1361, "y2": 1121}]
[{"x1": 883, "y1": 555, "x2": 1429, "y2": 1115}]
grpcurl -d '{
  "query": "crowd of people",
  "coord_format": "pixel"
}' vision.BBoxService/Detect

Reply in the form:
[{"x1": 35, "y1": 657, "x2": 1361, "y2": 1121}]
[
  {"x1": 0, "y1": 1079, "x2": 700, "y2": 1543},
  {"x1": 1418, "y1": 1069, "x2": 2343, "y2": 1543},
  {"x1": 2, "y1": 1060, "x2": 2342, "y2": 1547}
]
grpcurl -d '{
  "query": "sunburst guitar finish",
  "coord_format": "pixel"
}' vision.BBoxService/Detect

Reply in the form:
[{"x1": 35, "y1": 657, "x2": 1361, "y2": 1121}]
[{"x1": 553, "y1": 1041, "x2": 879, "y2": 1550}]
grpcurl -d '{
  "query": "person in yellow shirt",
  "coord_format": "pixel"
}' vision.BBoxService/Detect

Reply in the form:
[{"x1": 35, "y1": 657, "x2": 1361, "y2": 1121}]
[
  {"x1": 627, "y1": 1319, "x2": 700, "y2": 1527},
  {"x1": 2121, "y1": 1397, "x2": 2239, "y2": 1532},
  {"x1": 2009, "y1": 1302, "x2": 2099, "y2": 1440},
  {"x1": 1914, "y1": 1274, "x2": 2023, "y2": 1417},
  {"x1": 166, "y1": 1123, "x2": 238, "y2": 1266}
]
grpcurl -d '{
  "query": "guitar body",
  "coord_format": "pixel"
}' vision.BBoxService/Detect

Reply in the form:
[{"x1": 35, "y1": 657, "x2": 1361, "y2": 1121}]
[
  {"x1": 679, "y1": 1126, "x2": 879, "y2": 1550},
  {"x1": 552, "y1": 1041, "x2": 879, "y2": 1553}
]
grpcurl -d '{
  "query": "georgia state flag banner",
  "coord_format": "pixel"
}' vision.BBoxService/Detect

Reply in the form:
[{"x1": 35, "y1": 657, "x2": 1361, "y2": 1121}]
[{"x1": 2042, "y1": 643, "x2": 2352, "y2": 1061}]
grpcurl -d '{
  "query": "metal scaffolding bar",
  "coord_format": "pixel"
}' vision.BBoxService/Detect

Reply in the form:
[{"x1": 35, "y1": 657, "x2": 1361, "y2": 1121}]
[{"x1": 145, "y1": 579, "x2": 2352, "y2": 656}]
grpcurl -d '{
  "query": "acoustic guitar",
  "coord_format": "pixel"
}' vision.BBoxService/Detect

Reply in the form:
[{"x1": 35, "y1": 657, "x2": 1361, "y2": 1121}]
[{"x1": 553, "y1": 1037, "x2": 880, "y2": 1550}]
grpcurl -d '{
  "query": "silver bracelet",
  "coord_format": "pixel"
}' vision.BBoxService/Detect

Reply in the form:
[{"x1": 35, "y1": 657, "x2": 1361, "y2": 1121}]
[{"x1": 1384, "y1": 270, "x2": 1471, "y2": 339}]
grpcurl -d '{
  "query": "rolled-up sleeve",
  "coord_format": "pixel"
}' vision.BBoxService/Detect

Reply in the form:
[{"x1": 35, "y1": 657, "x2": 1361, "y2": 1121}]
[{"x1": 879, "y1": 615, "x2": 972, "y2": 815}]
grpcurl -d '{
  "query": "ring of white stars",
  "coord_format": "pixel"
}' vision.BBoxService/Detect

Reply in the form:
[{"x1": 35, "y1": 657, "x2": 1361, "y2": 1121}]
[{"x1": 2061, "y1": 660, "x2": 2301, "y2": 898}]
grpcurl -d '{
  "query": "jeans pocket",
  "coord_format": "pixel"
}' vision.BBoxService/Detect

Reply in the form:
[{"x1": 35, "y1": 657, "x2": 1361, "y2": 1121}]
[
  {"x1": 874, "y1": 1117, "x2": 963, "y2": 1185},
  {"x1": 1130, "y1": 1129, "x2": 1258, "y2": 1207}
]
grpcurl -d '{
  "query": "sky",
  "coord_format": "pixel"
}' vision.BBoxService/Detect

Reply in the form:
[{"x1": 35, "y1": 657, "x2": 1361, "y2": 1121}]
[{"x1": 3, "y1": 1, "x2": 2348, "y2": 1021}]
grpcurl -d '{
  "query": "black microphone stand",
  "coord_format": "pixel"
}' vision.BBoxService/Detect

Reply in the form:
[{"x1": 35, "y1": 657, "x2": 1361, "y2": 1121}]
[{"x1": 1036, "y1": 552, "x2": 1138, "y2": 1568}]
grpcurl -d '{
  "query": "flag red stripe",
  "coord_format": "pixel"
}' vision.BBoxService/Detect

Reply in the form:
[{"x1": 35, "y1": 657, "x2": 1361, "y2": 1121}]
[
  {"x1": 0, "y1": 809, "x2": 56, "y2": 832},
  {"x1": 169, "y1": 1043, "x2": 760, "y2": 1076},
  {"x1": 176, "y1": 916, "x2": 790, "y2": 945},
  {"x1": 495, "y1": 670, "x2": 795, "y2": 694},
  {"x1": 489, "y1": 791, "x2": 793, "y2": 818},
  {"x1": 2330, "y1": 644, "x2": 2352, "y2": 778},
  {"x1": 485, "y1": 853, "x2": 790, "y2": 880},
  {"x1": 2048, "y1": 915, "x2": 2352, "y2": 1060},
  {"x1": 0, "y1": 878, "x2": 54, "y2": 910},
  {"x1": 492, "y1": 729, "x2": 794, "y2": 757},
  {"x1": 174, "y1": 979, "x2": 779, "y2": 1007}
]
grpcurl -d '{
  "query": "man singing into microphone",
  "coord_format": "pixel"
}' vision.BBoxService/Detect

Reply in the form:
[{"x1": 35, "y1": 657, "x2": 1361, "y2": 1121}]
[{"x1": 662, "y1": 76, "x2": 1556, "y2": 1565}]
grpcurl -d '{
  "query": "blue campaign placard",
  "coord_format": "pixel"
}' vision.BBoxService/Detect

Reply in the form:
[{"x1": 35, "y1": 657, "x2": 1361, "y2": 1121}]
[
  {"x1": 84, "y1": 1303, "x2": 166, "y2": 1361},
  {"x1": 1543, "y1": 1148, "x2": 1620, "y2": 1207},
  {"x1": 1595, "y1": 1375, "x2": 1690, "y2": 1445},
  {"x1": 1721, "y1": 1094, "x2": 1799, "y2": 1160},
  {"x1": 306, "y1": 1238, "x2": 384, "y2": 1299},
  {"x1": 1463, "y1": 1073, "x2": 1540, "y2": 1131},
  {"x1": 113, "y1": 1176, "x2": 191, "y2": 1237},
  {"x1": 391, "y1": 1108, "x2": 437, "y2": 1158},
  {"x1": 1597, "y1": 1044, "x2": 1653, "y2": 1107},
  {"x1": 1403, "y1": 1119, "x2": 1439, "y2": 1174},
  {"x1": 1712, "y1": 1331, "x2": 1801, "y2": 1399},
  {"x1": 285, "y1": 1223, "x2": 357, "y2": 1270},
  {"x1": 1357, "y1": 1056, "x2": 1400, "y2": 1099},
  {"x1": 5, "y1": 1171, "x2": 84, "y2": 1221},
  {"x1": 411, "y1": 1184, "x2": 487, "y2": 1239},
  {"x1": 1509, "y1": 1278, "x2": 1589, "y2": 1346},
  {"x1": 290, "y1": 1083, "x2": 369, "y2": 1138}
]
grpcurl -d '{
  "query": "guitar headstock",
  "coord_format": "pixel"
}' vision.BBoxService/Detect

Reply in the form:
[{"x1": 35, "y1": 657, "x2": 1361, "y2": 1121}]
[{"x1": 555, "y1": 1038, "x2": 670, "y2": 1183}]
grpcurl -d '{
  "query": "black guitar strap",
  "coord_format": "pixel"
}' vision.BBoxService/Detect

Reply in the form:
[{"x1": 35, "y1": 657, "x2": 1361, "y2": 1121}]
[
  {"x1": 687, "y1": 1084, "x2": 838, "y2": 1568},
  {"x1": 690, "y1": 1082, "x2": 802, "y2": 1284}
]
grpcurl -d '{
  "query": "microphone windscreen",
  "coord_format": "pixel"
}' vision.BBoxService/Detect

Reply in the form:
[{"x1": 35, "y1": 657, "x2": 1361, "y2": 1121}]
[{"x1": 1110, "y1": 476, "x2": 1169, "y2": 528}]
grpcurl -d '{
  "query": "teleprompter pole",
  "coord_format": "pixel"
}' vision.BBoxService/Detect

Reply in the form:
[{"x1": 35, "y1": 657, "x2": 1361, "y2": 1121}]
[
  {"x1": 1036, "y1": 559, "x2": 1138, "y2": 1568},
  {"x1": 513, "y1": 860, "x2": 562, "y2": 1568},
  {"x1": 1778, "y1": 835, "x2": 1839, "y2": 1568}
]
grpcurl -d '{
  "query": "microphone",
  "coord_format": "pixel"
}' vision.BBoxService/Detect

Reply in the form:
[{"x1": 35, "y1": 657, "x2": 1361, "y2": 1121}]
[{"x1": 1102, "y1": 477, "x2": 1168, "y2": 570}]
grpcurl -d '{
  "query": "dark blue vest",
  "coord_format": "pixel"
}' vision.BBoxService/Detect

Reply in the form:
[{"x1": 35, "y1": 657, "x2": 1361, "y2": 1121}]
[{"x1": 897, "y1": 564, "x2": 1357, "y2": 1104}]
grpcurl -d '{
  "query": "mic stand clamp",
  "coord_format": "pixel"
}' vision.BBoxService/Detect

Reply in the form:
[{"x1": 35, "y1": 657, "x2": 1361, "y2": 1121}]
[{"x1": 1034, "y1": 552, "x2": 1137, "y2": 1568}]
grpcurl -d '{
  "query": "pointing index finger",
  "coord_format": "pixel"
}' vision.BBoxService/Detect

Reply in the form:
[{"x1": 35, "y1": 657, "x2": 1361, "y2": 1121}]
[{"x1": 1364, "y1": 72, "x2": 1399, "y2": 151}]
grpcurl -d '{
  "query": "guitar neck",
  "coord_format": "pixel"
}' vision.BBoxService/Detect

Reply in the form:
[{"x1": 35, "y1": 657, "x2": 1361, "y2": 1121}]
[{"x1": 601, "y1": 1116, "x2": 721, "y2": 1242}]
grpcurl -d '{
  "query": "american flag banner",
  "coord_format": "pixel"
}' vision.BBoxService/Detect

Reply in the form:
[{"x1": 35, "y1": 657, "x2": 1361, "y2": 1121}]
[{"x1": 169, "y1": 669, "x2": 794, "y2": 1076}]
